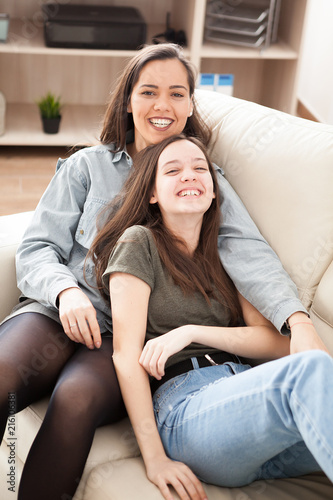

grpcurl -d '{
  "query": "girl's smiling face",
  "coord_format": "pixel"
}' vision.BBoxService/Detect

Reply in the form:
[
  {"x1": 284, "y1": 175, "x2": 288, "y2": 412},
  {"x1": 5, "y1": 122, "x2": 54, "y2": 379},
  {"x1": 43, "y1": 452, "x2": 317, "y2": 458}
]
[
  {"x1": 128, "y1": 59, "x2": 193, "y2": 155},
  {"x1": 150, "y1": 139, "x2": 215, "y2": 225}
]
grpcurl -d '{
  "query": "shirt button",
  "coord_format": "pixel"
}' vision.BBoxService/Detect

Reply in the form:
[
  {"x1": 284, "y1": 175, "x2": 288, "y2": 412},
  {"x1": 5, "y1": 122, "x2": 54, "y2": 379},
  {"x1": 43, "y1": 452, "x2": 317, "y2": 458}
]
[{"x1": 80, "y1": 229, "x2": 84, "y2": 235}]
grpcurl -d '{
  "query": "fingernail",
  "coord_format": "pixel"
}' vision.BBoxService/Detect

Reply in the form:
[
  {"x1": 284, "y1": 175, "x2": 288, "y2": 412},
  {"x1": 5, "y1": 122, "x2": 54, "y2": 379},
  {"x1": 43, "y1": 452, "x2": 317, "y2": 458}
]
[{"x1": 95, "y1": 341, "x2": 101, "y2": 348}]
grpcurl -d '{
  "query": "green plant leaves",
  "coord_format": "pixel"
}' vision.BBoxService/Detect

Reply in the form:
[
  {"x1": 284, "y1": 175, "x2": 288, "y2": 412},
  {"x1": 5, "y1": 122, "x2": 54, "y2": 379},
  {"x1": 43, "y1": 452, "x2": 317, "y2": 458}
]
[{"x1": 36, "y1": 92, "x2": 62, "y2": 119}]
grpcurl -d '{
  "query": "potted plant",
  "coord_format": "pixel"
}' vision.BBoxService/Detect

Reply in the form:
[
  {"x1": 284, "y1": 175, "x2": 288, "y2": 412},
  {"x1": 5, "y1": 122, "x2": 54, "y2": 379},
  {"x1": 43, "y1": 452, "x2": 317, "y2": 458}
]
[{"x1": 36, "y1": 92, "x2": 62, "y2": 134}]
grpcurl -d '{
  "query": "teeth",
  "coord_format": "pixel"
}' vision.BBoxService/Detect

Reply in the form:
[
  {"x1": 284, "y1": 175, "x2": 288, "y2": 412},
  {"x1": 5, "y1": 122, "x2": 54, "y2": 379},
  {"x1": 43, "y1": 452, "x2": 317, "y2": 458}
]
[
  {"x1": 179, "y1": 190, "x2": 200, "y2": 197},
  {"x1": 149, "y1": 118, "x2": 172, "y2": 128}
]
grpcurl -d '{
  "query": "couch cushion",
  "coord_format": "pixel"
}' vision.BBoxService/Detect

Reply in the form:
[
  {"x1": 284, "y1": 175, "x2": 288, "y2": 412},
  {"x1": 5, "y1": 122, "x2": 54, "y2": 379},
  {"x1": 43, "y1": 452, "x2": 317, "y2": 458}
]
[
  {"x1": 10, "y1": 398, "x2": 139, "y2": 481},
  {"x1": 0, "y1": 212, "x2": 34, "y2": 320},
  {"x1": 310, "y1": 261, "x2": 333, "y2": 352},
  {"x1": 83, "y1": 457, "x2": 333, "y2": 500},
  {"x1": 195, "y1": 90, "x2": 333, "y2": 309},
  {"x1": 311, "y1": 261, "x2": 333, "y2": 327}
]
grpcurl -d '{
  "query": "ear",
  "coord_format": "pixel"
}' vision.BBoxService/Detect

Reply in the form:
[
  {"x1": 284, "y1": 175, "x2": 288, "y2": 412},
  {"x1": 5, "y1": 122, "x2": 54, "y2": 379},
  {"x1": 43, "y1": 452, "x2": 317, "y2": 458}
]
[
  {"x1": 150, "y1": 194, "x2": 158, "y2": 204},
  {"x1": 188, "y1": 99, "x2": 194, "y2": 117},
  {"x1": 127, "y1": 100, "x2": 132, "y2": 113}
]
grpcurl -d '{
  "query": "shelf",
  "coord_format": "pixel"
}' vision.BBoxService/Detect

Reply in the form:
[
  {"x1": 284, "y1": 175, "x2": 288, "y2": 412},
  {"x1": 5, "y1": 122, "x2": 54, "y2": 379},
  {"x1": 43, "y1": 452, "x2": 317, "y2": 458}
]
[
  {"x1": 0, "y1": 0, "x2": 308, "y2": 145},
  {"x1": 1, "y1": 19, "x2": 189, "y2": 58},
  {"x1": 200, "y1": 39, "x2": 297, "y2": 60},
  {"x1": 0, "y1": 103, "x2": 105, "y2": 146}
]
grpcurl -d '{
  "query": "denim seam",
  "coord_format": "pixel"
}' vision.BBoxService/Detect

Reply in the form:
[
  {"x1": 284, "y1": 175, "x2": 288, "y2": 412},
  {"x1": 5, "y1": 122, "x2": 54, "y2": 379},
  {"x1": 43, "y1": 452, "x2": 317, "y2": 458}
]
[
  {"x1": 153, "y1": 372, "x2": 191, "y2": 408},
  {"x1": 291, "y1": 391, "x2": 332, "y2": 460},
  {"x1": 167, "y1": 383, "x2": 295, "y2": 428}
]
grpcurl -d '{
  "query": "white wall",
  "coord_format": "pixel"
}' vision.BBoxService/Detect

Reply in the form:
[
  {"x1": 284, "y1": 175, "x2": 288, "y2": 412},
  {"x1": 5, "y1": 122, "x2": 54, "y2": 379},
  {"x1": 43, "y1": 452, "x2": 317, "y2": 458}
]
[{"x1": 298, "y1": 0, "x2": 333, "y2": 124}]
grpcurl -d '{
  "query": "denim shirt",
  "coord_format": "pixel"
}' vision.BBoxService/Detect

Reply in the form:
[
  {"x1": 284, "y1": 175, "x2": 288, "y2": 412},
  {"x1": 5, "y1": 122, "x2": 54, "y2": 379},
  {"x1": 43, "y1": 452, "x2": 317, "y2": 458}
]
[{"x1": 16, "y1": 144, "x2": 306, "y2": 334}]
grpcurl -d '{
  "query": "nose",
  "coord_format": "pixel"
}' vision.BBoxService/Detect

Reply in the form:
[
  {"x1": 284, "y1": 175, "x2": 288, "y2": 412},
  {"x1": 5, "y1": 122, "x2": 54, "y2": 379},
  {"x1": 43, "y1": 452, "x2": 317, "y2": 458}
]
[
  {"x1": 181, "y1": 168, "x2": 197, "y2": 182},
  {"x1": 153, "y1": 94, "x2": 170, "y2": 112}
]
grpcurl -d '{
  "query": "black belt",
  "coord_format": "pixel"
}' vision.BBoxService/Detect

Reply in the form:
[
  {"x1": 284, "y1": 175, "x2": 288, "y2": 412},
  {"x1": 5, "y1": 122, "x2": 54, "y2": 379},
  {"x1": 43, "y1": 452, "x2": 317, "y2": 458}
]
[{"x1": 150, "y1": 351, "x2": 238, "y2": 394}]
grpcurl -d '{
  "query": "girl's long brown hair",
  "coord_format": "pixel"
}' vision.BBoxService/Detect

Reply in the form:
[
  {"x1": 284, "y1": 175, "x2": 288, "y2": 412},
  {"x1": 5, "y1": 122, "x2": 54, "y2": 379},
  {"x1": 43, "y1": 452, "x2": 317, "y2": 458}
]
[
  {"x1": 99, "y1": 43, "x2": 211, "y2": 150},
  {"x1": 89, "y1": 135, "x2": 242, "y2": 326}
]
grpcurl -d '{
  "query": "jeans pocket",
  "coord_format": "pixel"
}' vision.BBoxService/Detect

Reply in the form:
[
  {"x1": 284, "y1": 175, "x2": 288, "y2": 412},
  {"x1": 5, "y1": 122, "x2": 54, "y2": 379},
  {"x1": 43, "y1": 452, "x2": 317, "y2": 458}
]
[{"x1": 153, "y1": 372, "x2": 190, "y2": 426}]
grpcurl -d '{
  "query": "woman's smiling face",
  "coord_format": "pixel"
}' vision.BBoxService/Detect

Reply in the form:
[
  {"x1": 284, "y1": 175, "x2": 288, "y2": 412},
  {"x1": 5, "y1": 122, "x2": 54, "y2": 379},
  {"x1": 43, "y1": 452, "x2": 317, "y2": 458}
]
[{"x1": 128, "y1": 59, "x2": 193, "y2": 155}]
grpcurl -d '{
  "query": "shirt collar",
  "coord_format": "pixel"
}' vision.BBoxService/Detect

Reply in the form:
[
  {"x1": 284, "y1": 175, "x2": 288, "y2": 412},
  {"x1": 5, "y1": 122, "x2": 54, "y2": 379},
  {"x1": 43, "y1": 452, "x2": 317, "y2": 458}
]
[{"x1": 110, "y1": 129, "x2": 134, "y2": 165}]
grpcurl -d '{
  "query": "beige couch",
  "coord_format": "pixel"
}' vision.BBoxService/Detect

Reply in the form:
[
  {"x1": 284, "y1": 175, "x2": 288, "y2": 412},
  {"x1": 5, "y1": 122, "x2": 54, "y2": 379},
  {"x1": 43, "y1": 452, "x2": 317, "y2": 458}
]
[{"x1": 1, "y1": 90, "x2": 333, "y2": 499}]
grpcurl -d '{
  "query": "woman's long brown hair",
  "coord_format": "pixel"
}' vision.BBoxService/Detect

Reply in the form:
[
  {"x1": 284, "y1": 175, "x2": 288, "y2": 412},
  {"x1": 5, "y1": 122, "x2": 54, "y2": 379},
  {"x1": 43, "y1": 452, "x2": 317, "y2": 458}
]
[
  {"x1": 89, "y1": 135, "x2": 242, "y2": 326},
  {"x1": 99, "y1": 43, "x2": 211, "y2": 150}
]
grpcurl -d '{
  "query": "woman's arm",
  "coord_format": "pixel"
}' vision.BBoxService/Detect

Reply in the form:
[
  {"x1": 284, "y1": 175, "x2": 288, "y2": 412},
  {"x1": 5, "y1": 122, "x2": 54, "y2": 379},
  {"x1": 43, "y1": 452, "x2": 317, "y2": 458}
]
[
  {"x1": 287, "y1": 312, "x2": 329, "y2": 354},
  {"x1": 140, "y1": 293, "x2": 290, "y2": 380},
  {"x1": 216, "y1": 170, "x2": 308, "y2": 332},
  {"x1": 16, "y1": 160, "x2": 86, "y2": 308},
  {"x1": 110, "y1": 272, "x2": 207, "y2": 500},
  {"x1": 216, "y1": 171, "x2": 327, "y2": 353},
  {"x1": 15, "y1": 155, "x2": 101, "y2": 347}
]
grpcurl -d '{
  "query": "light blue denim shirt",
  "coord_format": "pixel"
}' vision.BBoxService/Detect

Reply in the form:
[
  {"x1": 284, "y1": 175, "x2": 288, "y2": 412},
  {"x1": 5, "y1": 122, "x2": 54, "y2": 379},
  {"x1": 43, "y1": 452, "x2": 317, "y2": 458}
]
[{"x1": 16, "y1": 143, "x2": 306, "y2": 334}]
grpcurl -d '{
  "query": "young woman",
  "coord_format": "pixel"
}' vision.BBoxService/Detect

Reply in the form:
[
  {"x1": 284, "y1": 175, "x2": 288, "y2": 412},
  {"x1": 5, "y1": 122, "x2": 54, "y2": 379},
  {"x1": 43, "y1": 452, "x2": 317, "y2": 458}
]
[
  {"x1": 0, "y1": 43, "x2": 325, "y2": 499},
  {"x1": 95, "y1": 134, "x2": 332, "y2": 500}
]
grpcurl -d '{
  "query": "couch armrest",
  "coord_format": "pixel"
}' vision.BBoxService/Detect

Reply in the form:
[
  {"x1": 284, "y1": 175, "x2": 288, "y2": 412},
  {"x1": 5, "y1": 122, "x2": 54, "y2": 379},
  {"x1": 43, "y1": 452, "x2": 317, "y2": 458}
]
[
  {"x1": 0, "y1": 212, "x2": 34, "y2": 321},
  {"x1": 311, "y1": 260, "x2": 333, "y2": 354}
]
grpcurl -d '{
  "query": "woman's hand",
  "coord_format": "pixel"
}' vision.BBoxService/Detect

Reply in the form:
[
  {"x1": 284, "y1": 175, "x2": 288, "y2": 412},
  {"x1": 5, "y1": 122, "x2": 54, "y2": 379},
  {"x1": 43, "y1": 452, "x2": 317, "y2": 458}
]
[
  {"x1": 58, "y1": 287, "x2": 101, "y2": 349},
  {"x1": 146, "y1": 455, "x2": 207, "y2": 500},
  {"x1": 139, "y1": 326, "x2": 193, "y2": 379},
  {"x1": 290, "y1": 322, "x2": 329, "y2": 355}
]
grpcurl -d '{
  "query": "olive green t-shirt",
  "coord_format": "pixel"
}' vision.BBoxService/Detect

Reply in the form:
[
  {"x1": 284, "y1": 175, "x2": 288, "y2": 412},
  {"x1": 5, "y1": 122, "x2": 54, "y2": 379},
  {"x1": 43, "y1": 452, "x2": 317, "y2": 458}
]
[{"x1": 103, "y1": 225, "x2": 232, "y2": 369}]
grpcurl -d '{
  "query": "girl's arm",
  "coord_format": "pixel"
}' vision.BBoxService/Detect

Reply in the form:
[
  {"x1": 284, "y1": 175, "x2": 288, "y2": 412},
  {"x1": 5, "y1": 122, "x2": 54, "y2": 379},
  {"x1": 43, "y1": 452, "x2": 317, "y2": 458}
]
[
  {"x1": 140, "y1": 293, "x2": 290, "y2": 381},
  {"x1": 110, "y1": 272, "x2": 207, "y2": 500}
]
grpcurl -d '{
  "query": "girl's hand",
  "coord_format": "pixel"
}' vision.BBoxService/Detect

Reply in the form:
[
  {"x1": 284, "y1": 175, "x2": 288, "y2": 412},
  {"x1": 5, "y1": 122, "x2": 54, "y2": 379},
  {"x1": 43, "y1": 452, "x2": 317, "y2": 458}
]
[
  {"x1": 58, "y1": 287, "x2": 101, "y2": 349},
  {"x1": 139, "y1": 326, "x2": 193, "y2": 379},
  {"x1": 146, "y1": 456, "x2": 207, "y2": 500}
]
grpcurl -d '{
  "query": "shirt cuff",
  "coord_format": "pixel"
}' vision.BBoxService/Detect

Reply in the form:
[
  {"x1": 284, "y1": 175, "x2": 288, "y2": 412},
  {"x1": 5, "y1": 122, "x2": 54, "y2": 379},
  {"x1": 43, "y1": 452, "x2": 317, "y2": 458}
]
[
  {"x1": 49, "y1": 281, "x2": 80, "y2": 309},
  {"x1": 272, "y1": 300, "x2": 309, "y2": 335}
]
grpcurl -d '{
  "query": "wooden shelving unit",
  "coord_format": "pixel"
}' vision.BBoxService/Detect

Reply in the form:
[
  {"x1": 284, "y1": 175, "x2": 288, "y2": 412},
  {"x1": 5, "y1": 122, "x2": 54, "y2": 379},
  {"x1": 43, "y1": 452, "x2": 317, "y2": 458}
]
[{"x1": 0, "y1": 0, "x2": 308, "y2": 146}]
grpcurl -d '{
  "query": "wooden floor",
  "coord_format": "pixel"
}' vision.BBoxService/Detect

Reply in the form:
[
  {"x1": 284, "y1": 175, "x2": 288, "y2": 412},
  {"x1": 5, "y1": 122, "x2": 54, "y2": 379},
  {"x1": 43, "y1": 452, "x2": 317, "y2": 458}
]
[{"x1": 0, "y1": 146, "x2": 71, "y2": 216}]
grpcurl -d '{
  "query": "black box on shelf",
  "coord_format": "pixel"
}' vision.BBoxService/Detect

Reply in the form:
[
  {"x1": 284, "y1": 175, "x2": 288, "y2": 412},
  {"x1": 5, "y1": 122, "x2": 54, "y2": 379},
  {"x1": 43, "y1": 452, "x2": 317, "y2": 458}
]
[{"x1": 42, "y1": 4, "x2": 146, "y2": 50}]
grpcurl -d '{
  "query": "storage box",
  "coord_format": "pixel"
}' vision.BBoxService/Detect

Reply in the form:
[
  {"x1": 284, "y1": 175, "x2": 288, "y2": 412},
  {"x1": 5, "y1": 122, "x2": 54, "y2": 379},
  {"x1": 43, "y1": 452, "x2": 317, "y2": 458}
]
[
  {"x1": 204, "y1": 0, "x2": 280, "y2": 50},
  {"x1": 198, "y1": 73, "x2": 234, "y2": 96},
  {"x1": 0, "y1": 13, "x2": 9, "y2": 43},
  {"x1": 42, "y1": 4, "x2": 146, "y2": 50}
]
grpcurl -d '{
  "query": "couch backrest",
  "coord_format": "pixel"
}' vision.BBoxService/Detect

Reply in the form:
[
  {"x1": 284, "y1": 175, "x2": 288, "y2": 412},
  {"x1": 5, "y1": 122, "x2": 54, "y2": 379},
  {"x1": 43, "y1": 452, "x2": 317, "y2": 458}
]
[
  {"x1": 0, "y1": 212, "x2": 34, "y2": 321},
  {"x1": 195, "y1": 89, "x2": 333, "y2": 309}
]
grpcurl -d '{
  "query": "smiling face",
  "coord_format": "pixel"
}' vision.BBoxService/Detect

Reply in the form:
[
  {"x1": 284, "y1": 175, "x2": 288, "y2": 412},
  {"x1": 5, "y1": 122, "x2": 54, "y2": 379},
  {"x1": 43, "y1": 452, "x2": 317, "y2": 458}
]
[
  {"x1": 127, "y1": 59, "x2": 193, "y2": 155},
  {"x1": 150, "y1": 139, "x2": 215, "y2": 227}
]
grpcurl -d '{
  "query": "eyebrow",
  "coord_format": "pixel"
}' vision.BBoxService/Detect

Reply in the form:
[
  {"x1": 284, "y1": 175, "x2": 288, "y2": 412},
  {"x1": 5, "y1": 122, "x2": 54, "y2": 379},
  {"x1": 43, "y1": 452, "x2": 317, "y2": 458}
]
[
  {"x1": 139, "y1": 84, "x2": 188, "y2": 91},
  {"x1": 161, "y1": 157, "x2": 207, "y2": 169}
]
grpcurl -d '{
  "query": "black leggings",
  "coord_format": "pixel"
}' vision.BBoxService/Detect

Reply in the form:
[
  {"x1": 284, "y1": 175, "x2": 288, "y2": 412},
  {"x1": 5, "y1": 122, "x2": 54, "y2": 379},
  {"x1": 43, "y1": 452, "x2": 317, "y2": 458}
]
[{"x1": 0, "y1": 312, "x2": 126, "y2": 500}]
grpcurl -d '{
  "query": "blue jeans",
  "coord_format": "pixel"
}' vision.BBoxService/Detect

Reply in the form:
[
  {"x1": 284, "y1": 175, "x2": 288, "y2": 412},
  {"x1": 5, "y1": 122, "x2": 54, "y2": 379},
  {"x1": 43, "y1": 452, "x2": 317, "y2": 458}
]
[{"x1": 152, "y1": 351, "x2": 333, "y2": 487}]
